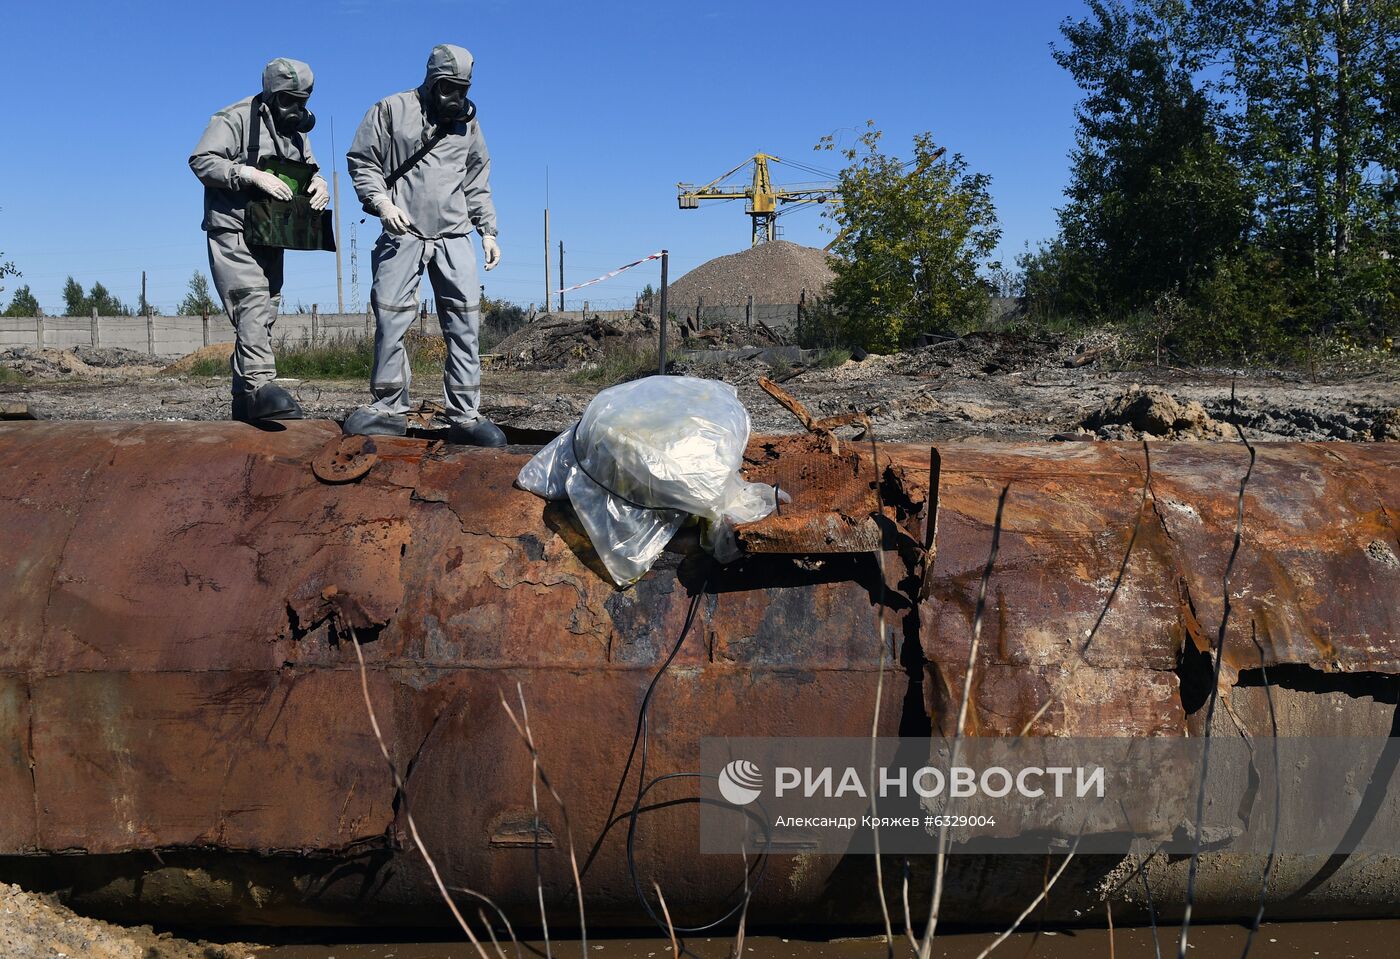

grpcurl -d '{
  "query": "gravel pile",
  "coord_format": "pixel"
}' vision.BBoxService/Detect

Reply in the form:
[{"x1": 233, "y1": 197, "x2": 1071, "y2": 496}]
[
  {"x1": 162, "y1": 342, "x2": 235, "y2": 374},
  {"x1": 492, "y1": 311, "x2": 782, "y2": 371},
  {"x1": 666, "y1": 241, "x2": 835, "y2": 307},
  {"x1": 807, "y1": 331, "x2": 1073, "y2": 383},
  {"x1": 71, "y1": 346, "x2": 160, "y2": 368},
  {"x1": 3, "y1": 347, "x2": 153, "y2": 380},
  {"x1": 3, "y1": 347, "x2": 169, "y2": 380}
]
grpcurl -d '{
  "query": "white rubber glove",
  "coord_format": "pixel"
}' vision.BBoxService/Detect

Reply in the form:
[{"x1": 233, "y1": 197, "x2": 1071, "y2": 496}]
[
  {"x1": 482, "y1": 234, "x2": 501, "y2": 271},
  {"x1": 372, "y1": 196, "x2": 413, "y2": 236},
  {"x1": 308, "y1": 176, "x2": 330, "y2": 211},
  {"x1": 240, "y1": 165, "x2": 293, "y2": 201}
]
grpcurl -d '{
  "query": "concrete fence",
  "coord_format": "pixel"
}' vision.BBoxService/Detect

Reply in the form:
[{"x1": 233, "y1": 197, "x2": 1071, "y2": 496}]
[
  {"x1": 1, "y1": 295, "x2": 1026, "y2": 358},
  {"x1": 0, "y1": 309, "x2": 411, "y2": 358},
  {"x1": 544, "y1": 298, "x2": 811, "y2": 334},
  {"x1": 678, "y1": 301, "x2": 804, "y2": 332}
]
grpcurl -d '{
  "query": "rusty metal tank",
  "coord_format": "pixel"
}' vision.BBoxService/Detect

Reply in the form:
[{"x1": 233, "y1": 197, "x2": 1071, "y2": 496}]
[{"x1": 0, "y1": 420, "x2": 1396, "y2": 928}]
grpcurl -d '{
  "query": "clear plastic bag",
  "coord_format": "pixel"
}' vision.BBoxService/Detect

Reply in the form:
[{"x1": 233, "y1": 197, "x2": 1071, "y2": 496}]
[{"x1": 516, "y1": 376, "x2": 780, "y2": 585}]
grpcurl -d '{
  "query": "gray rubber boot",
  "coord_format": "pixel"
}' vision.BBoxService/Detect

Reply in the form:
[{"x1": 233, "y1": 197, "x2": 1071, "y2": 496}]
[
  {"x1": 232, "y1": 383, "x2": 304, "y2": 422},
  {"x1": 343, "y1": 406, "x2": 408, "y2": 436},
  {"x1": 447, "y1": 418, "x2": 507, "y2": 447}
]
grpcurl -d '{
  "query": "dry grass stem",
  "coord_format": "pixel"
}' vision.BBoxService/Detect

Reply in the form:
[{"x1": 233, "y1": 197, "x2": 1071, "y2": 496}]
[
  {"x1": 654, "y1": 882, "x2": 680, "y2": 959},
  {"x1": 501, "y1": 683, "x2": 589, "y2": 958},
  {"x1": 479, "y1": 908, "x2": 507, "y2": 959},
  {"x1": 1107, "y1": 898, "x2": 1116, "y2": 959},
  {"x1": 1177, "y1": 424, "x2": 1256, "y2": 959},
  {"x1": 1239, "y1": 622, "x2": 1280, "y2": 959},
  {"x1": 450, "y1": 888, "x2": 523, "y2": 959},
  {"x1": 972, "y1": 848, "x2": 1078, "y2": 959},
  {"x1": 867, "y1": 431, "x2": 896, "y2": 951},
  {"x1": 729, "y1": 845, "x2": 751, "y2": 959},
  {"x1": 349, "y1": 628, "x2": 494, "y2": 959},
  {"x1": 920, "y1": 485, "x2": 1009, "y2": 958}
]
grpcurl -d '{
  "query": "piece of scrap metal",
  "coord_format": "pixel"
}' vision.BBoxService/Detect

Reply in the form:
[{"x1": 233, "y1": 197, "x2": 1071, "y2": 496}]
[
  {"x1": 758, "y1": 376, "x2": 870, "y2": 455},
  {"x1": 736, "y1": 433, "x2": 886, "y2": 553},
  {"x1": 311, "y1": 434, "x2": 379, "y2": 483},
  {"x1": 404, "y1": 399, "x2": 450, "y2": 432}
]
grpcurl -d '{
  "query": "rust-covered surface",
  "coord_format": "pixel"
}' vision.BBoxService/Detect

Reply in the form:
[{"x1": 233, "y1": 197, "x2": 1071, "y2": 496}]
[
  {"x1": 885, "y1": 440, "x2": 1400, "y2": 738},
  {"x1": 0, "y1": 420, "x2": 1397, "y2": 927}
]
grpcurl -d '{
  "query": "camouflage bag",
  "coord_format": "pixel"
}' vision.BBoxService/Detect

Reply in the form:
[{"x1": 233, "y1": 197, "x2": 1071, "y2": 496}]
[
  {"x1": 246, "y1": 196, "x2": 336, "y2": 251},
  {"x1": 244, "y1": 157, "x2": 336, "y2": 252}
]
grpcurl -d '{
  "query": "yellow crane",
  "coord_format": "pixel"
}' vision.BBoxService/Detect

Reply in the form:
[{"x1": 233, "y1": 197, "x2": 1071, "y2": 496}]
[{"x1": 678, "y1": 152, "x2": 839, "y2": 246}]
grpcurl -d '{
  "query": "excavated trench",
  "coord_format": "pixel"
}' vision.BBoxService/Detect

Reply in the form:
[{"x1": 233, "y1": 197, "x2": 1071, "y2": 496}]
[{"x1": 0, "y1": 419, "x2": 1396, "y2": 930}]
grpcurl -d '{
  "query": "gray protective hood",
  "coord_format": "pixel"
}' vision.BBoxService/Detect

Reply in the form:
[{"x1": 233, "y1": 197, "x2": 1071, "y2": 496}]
[
  {"x1": 420, "y1": 44, "x2": 473, "y2": 93},
  {"x1": 262, "y1": 58, "x2": 314, "y2": 97}
]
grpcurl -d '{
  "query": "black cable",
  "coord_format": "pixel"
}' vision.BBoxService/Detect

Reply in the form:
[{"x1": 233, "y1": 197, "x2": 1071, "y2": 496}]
[
  {"x1": 574, "y1": 559, "x2": 766, "y2": 938},
  {"x1": 623, "y1": 582, "x2": 753, "y2": 933},
  {"x1": 775, "y1": 156, "x2": 841, "y2": 180},
  {"x1": 579, "y1": 576, "x2": 708, "y2": 880},
  {"x1": 626, "y1": 772, "x2": 771, "y2": 935}
]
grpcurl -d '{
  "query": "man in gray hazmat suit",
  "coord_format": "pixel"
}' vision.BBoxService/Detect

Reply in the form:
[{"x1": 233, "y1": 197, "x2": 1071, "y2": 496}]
[
  {"x1": 343, "y1": 43, "x2": 505, "y2": 446},
  {"x1": 189, "y1": 58, "x2": 329, "y2": 422}
]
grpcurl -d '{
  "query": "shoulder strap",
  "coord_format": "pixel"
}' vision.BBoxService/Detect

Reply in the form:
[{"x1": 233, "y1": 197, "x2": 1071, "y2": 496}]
[
  {"x1": 246, "y1": 96, "x2": 288, "y2": 168},
  {"x1": 246, "y1": 97, "x2": 262, "y2": 167},
  {"x1": 385, "y1": 129, "x2": 447, "y2": 190}
]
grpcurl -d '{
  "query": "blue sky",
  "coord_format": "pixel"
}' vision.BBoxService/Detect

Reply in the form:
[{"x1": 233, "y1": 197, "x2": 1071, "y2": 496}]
[{"x1": 0, "y1": 1, "x2": 1086, "y2": 315}]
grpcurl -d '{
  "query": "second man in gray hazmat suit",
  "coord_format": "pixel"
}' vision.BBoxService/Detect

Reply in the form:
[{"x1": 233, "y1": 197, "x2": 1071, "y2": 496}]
[
  {"x1": 189, "y1": 58, "x2": 329, "y2": 422},
  {"x1": 344, "y1": 43, "x2": 505, "y2": 445}
]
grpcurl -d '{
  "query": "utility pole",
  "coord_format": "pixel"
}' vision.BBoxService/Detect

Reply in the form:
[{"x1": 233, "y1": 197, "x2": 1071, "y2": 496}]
[
  {"x1": 331, "y1": 119, "x2": 345, "y2": 314},
  {"x1": 544, "y1": 207, "x2": 551, "y2": 313},
  {"x1": 141, "y1": 271, "x2": 148, "y2": 315},
  {"x1": 558, "y1": 241, "x2": 565, "y2": 313},
  {"x1": 658, "y1": 250, "x2": 669, "y2": 376},
  {"x1": 350, "y1": 221, "x2": 360, "y2": 313}
]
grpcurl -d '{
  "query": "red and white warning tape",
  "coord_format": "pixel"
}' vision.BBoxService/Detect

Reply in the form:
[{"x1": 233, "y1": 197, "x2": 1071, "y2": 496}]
[{"x1": 554, "y1": 251, "x2": 664, "y2": 295}]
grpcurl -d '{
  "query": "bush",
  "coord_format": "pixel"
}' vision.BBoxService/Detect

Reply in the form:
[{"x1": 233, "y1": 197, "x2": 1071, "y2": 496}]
[
  {"x1": 481, "y1": 295, "x2": 528, "y2": 351},
  {"x1": 569, "y1": 339, "x2": 667, "y2": 386},
  {"x1": 820, "y1": 125, "x2": 1001, "y2": 352},
  {"x1": 187, "y1": 334, "x2": 443, "y2": 380},
  {"x1": 793, "y1": 300, "x2": 848, "y2": 349}
]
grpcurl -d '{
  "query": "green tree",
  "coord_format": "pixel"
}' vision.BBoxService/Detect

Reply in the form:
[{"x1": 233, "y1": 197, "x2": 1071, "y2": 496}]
[
  {"x1": 176, "y1": 271, "x2": 219, "y2": 316},
  {"x1": 0, "y1": 208, "x2": 19, "y2": 300},
  {"x1": 2, "y1": 285, "x2": 40, "y2": 317},
  {"x1": 86, "y1": 282, "x2": 131, "y2": 316},
  {"x1": 0, "y1": 257, "x2": 16, "y2": 299},
  {"x1": 1195, "y1": 0, "x2": 1398, "y2": 336},
  {"x1": 481, "y1": 292, "x2": 526, "y2": 331},
  {"x1": 62, "y1": 276, "x2": 132, "y2": 316},
  {"x1": 818, "y1": 124, "x2": 1002, "y2": 351},
  {"x1": 1028, "y1": 0, "x2": 1397, "y2": 352},
  {"x1": 1025, "y1": 0, "x2": 1250, "y2": 318},
  {"x1": 62, "y1": 276, "x2": 85, "y2": 316}
]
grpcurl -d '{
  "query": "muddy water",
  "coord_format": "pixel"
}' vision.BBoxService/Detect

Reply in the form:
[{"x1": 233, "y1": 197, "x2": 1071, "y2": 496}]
[{"x1": 260, "y1": 921, "x2": 1400, "y2": 959}]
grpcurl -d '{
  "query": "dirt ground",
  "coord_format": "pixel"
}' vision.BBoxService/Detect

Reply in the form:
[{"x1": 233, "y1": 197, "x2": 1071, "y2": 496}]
[
  {"x1": 3, "y1": 334, "x2": 1396, "y2": 444},
  {"x1": 0, "y1": 881, "x2": 259, "y2": 959}
]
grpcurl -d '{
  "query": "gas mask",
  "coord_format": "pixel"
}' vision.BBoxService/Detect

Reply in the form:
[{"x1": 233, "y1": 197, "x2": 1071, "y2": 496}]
[
  {"x1": 268, "y1": 91, "x2": 316, "y2": 135},
  {"x1": 427, "y1": 79, "x2": 476, "y2": 126}
]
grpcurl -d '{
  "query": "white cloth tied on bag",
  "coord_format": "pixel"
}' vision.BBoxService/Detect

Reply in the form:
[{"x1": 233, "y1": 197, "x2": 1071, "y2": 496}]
[{"x1": 516, "y1": 376, "x2": 781, "y2": 585}]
